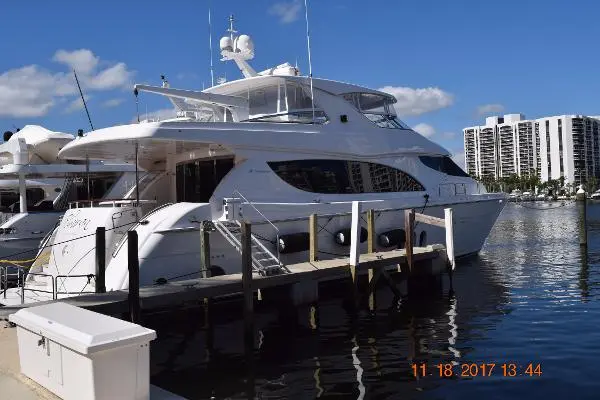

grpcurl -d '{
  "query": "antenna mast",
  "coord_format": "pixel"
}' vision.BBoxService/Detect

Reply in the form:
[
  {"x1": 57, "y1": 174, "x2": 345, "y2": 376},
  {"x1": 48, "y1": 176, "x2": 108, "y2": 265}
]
[
  {"x1": 228, "y1": 14, "x2": 236, "y2": 41},
  {"x1": 208, "y1": 4, "x2": 215, "y2": 87},
  {"x1": 304, "y1": 0, "x2": 315, "y2": 122},
  {"x1": 73, "y1": 70, "x2": 94, "y2": 131}
]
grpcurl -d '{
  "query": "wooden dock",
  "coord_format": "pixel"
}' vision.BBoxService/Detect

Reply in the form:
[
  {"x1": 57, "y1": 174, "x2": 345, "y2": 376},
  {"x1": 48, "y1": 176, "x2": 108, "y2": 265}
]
[
  {"x1": 0, "y1": 245, "x2": 444, "y2": 319},
  {"x1": 0, "y1": 203, "x2": 455, "y2": 321}
]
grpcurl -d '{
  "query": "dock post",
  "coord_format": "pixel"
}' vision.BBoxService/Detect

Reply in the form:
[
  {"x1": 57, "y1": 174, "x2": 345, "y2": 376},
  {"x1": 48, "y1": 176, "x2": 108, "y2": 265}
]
[
  {"x1": 579, "y1": 199, "x2": 588, "y2": 248},
  {"x1": 241, "y1": 221, "x2": 254, "y2": 348},
  {"x1": 200, "y1": 221, "x2": 212, "y2": 279},
  {"x1": 241, "y1": 221, "x2": 256, "y2": 399},
  {"x1": 366, "y1": 209, "x2": 376, "y2": 311},
  {"x1": 444, "y1": 208, "x2": 455, "y2": 270},
  {"x1": 309, "y1": 214, "x2": 318, "y2": 262},
  {"x1": 349, "y1": 201, "x2": 362, "y2": 286},
  {"x1": 95, "y1": 226, "x2": 106, "y2": 294},
  {"x1": 404, "y1": 209, "x2": 415, "y2": 272},
  {"x1": 200, "y1": 221, "x2": 213, "y2": 358},
  {"x1": 288, "y1": 214, "x2": 320, "y2": 306},
  {"x1": 127, "y1": 230, "x2": 140, "y2": 324}
]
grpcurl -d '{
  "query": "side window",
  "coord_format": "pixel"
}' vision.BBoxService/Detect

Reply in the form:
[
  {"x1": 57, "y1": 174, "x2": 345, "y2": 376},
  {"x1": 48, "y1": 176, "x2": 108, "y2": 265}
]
[
  {"x1": 420, "y1": 156, "x2": 469, "y2": 177},
  {"x1": 248, "y1": 85, "x2": 279, "y2": 116},
  {"x1": 268, "y1": 160, "x2": 424, "y2": 194}
]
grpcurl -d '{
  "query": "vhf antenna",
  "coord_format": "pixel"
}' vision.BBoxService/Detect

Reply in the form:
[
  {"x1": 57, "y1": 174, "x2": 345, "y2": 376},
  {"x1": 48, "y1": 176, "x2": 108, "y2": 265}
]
[
  {"x1": 227, "y1": 14, "x2": 237, "y2": 41},
  {"x1": 73, "y1": 70, "x2": 94, "y2": 131},
  {"x1": 208, "y1": 3, "x2": 215, "y2": 87},
  {"x1": 304, "y1": 0, "x2": 316, "y2": 122}
]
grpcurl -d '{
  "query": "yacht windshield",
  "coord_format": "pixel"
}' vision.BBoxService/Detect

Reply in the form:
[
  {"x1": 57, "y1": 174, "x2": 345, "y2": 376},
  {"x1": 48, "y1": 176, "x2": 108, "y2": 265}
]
[
  {"x1": 342, "y1": 92, "x2": 410, "y2": 129},
  {"x1": 238, "y1": 82, "x2": 328, "y2": 124}
]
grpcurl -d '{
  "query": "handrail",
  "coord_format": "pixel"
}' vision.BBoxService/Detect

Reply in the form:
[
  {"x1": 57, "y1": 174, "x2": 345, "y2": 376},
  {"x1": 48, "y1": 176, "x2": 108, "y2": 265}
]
[
  {"x1": 1, "y1": 264, "x2": 26, "y2": 299},
  {"x1": 232, "y1": 190, "x2": 279, "y2": 234},
  {"x1": 232, "y1": 190, "x2": 281, "y2": 266},
  {"x1": 21, "y1": 272, "x2": 55, "y2": 303},
  {"x1": 111, "y1": 202, "x2": 174, "y2": 258},
  {"x1": 54, "y1": 274, "x2": 96, "y2": 298}
]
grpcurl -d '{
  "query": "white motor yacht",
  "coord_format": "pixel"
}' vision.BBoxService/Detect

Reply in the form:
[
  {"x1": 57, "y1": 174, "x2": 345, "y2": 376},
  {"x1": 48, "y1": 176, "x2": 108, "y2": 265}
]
[
  {"x1": 0, "y1": 125, "x2": 140, "y2": 264},
  {"x1": 2, "y1": 20, "x2": 506, "y2": 304},
  {"x1": 590, "y1": 190, "x2": 600, "y2": 200}
]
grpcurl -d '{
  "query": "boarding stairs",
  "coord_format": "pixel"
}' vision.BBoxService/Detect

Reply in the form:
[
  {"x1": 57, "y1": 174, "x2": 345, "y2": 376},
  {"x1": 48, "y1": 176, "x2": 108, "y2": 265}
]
[
  {"x1": 214, "y1": 220, "x2": 285, "y2": 276},
  {"x1": 53, "y1": 177, "x2": 76, "y2": 210}
]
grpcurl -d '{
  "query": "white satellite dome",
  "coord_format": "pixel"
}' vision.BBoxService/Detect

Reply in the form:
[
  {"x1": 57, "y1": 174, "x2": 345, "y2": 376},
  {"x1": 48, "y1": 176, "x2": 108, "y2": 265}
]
[
  {"x1": 234, "y1": 34, "x2": 254, "y2": 54},
  {"x1": 219, "y1": 36, "x2": 233, "y2": 52}
]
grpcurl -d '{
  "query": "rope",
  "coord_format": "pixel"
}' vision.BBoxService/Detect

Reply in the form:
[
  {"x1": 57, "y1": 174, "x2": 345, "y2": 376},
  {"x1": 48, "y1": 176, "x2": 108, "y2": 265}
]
[
  {"x1": 155, "y1": 269, "x2": 208, "y2": 284},
  {"x1": 413, "y1": 194, "x2": 430, "y2": 230},
  {"x1": 0, "y1": 220, "x2": 140, "y2": 266}
]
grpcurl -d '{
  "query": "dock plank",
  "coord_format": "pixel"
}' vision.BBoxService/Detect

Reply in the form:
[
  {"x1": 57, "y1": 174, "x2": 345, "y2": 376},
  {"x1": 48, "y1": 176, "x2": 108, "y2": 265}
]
[{"x1": 0, "y1": 246, "x2": 444, "y2": 318}]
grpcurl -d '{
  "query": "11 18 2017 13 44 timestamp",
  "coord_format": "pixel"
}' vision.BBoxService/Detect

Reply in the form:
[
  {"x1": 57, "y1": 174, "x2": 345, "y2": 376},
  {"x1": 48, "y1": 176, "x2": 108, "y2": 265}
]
[{"x1": 411, "y1": 363, "x2": 542, "y2": 378}]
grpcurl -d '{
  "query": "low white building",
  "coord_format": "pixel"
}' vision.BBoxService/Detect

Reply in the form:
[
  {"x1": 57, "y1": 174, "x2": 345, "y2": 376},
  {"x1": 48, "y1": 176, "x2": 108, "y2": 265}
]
[{"x1": 464, "y1": 113, "x2": 600, "y2": 185}]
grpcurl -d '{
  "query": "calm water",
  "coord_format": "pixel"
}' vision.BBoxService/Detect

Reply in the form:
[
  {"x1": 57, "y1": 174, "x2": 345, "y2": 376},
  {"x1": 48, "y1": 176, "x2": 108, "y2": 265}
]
[{"x1": 146, "y1": 202, "x2": 600, "y2": 399}]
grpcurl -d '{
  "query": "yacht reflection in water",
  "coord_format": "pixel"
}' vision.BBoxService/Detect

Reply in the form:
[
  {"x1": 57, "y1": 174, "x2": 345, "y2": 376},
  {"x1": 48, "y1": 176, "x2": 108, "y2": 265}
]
[{"x1": 145, "y1": 255, "x2": 509, "y2": 399}]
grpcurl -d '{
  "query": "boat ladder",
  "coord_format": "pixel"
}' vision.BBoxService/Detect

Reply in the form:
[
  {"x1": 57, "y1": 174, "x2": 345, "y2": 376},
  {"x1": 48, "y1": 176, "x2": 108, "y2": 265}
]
[{"x1": 214, "y1": 220, "x2": 285, "y2": 276}]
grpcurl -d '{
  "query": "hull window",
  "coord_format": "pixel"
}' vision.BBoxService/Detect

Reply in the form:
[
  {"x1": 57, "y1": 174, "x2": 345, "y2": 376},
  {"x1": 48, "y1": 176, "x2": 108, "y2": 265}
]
[
  {"x1": 419, "y1": 156, "x2": 469, "y2": 177},
  {"x1": 176, "y1": 158, "x2": 235, "y2": 202},
  {"x1": 268, "y1": 159, "x2": 424, "y2": 194}
]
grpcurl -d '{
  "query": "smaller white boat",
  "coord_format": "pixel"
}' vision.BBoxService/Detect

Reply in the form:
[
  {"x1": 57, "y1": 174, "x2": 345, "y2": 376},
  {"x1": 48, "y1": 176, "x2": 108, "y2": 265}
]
[
  {"x1": 590, "y1": 190, "x2": 600, "y2": 200},
  {"x1": 521, "y1": 191, "x2": 534, "y2": 201}
]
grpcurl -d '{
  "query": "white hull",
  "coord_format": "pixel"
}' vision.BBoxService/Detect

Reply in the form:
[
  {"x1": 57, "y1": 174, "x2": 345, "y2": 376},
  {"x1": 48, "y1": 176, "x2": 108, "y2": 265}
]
[{"x1": 104, "y1": 197, "x2": 505, "y2": 289}]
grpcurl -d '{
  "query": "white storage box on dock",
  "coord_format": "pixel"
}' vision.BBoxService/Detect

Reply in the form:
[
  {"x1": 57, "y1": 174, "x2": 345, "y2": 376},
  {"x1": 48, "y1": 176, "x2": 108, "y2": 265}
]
[{"x1": 8, "y1": 302, "x2": 156, "y2": 400}]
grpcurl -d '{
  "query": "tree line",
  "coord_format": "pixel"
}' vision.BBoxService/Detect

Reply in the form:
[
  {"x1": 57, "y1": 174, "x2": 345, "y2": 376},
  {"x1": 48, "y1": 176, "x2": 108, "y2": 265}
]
[{"x1": 473, "y1": 172, "x2": 598, "y2": 195}]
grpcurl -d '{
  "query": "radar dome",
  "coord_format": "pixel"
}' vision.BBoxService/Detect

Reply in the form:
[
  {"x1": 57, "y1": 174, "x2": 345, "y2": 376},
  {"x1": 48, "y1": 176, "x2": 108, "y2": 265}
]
[
  {"x1": 234, "y1": 34, "x2": 254, "y2": 54},
  {"x1": 219, "y1": 36, "x2": 233, "y2": 52}
]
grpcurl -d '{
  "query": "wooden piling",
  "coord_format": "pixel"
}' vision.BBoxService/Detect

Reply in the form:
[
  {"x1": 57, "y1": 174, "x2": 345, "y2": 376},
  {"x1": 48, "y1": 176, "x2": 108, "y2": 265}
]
[
  {"x1": 200, "y1": 221, "x2": 211, "y2": 278},
  {"x1": 404, "y1": 209, "x2": 415, "y2": 272},
  {"x1": 127, "y1": 230, "x2": 140, "y2": 324},
  {"x1": 241, "y1": 221, "x2": 255, "y2": 400},
  {"x1": 366, "y1": 209, "x2": 375, "y2": 254},
  {"x1": 444, "y1": 208, "x2": 455, "y2": 270},
  {"x1": 309, "y1": 214, "x2": 318, "y2": 262},
  {"x1": 95, "y1": 227, "x2": 106, "y2": 294},
  {"x1": 366, "y1": 209, "x2": 376, "y2": 311},
  {"x1": 241, "y1": 221, "x2": 254, "y2": 344},
  {"x1": 579, "y1": 199, "x2": 588, "y2": 247},
  {"x1": 349, "y1": 201, "x2": 362, "y2": 287}
]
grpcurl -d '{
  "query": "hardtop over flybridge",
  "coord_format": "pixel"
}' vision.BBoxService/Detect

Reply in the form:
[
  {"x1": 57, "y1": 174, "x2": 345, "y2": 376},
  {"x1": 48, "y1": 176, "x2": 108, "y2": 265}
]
[{"x1": 1, "y1": 17, "x2": 505, "y2": 305}]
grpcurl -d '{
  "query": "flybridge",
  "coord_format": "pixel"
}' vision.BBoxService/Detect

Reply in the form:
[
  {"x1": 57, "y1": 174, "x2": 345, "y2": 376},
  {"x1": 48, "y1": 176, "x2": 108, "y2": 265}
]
[{"x1": 133, "y1": 15, "x2": 315, "y2": 124}]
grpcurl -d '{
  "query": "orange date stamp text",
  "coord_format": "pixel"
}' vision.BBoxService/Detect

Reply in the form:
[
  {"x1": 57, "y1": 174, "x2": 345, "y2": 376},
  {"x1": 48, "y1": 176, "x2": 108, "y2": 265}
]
[{"x1": 411, "y1": 362, "x2": 542, "y2": 378}]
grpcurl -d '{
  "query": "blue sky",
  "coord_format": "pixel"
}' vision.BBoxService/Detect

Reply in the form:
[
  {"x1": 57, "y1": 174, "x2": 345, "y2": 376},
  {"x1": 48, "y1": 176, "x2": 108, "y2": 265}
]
[{"x1": 1, "y1": 0, "x2": 599, "y2": 166}]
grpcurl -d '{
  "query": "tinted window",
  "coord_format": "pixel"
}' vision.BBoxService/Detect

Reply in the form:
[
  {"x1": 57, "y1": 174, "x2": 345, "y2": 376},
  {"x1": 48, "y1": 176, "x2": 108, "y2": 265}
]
[
  {"x1": 419, "y1": 156, "x2": 469, "y2": 177},
  {"x1": 268, "y1": 160, "x2": 424, "y2": 194}
]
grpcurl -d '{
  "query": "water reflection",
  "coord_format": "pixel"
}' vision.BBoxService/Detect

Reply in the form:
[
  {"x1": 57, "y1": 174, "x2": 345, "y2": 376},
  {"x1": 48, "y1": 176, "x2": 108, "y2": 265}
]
[{"x1": 146, "y1": 203, "x2": 600, "y2": 399}]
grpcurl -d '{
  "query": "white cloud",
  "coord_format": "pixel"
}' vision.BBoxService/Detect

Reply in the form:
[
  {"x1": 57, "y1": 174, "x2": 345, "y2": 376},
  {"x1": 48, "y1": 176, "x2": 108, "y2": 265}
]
[
  {"x1": 102, "y1": 98, "x2": 124, "y2": 108},
  {"x1": 452, "y1": 151, "x2": 466, "y2": 170},
  {"x1": 86, "y1": 62, "x2": 133, "y2": 90},
  {"x1": 0, "y1": 65, "x2": 60, "y2": 117},
  {"x1": 268, "y1": 0, "x2": 302, "y2": 24},
  {"x1": 378, "y1": 86, "x2": 454, "y2": 117},
  {"x1": 131, "y1": 108, "x2": 177, "y2": 123},
  {"x1": 0, "y1": 49, "x2": 134, "y2": 118},
  {"x1": 477, "y1": 103, "x2": 504, "y2": 116},
  {"x1": 64, "y1": 95, "x2": 91, "y2": 114},
  {"x1": 413, "y1": 123, "x2": 436, "y2": 138},
  {"x1": 52, "y1": 49, "x2": 99, "y2": 74},
  {"x1": 441, "y1": 131, "x2": 456, "y2": 139}
]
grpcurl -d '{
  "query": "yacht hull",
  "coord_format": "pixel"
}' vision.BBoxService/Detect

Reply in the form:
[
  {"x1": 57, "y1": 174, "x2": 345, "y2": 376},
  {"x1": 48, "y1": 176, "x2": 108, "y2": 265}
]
[
  {"x1": 7, "y1": 195, "x2": 505, "y2": 303},
  {"x1": 102, "y1": 197, "x2": 505, "y2": 289}
]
